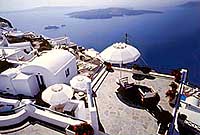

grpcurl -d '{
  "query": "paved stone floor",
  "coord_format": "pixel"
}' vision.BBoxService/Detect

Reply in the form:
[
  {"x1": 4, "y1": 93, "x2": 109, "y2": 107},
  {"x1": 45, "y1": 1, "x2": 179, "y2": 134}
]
[
  {"x1": 3, "y1": 124, "x2": 64, "y2": 135},
  {"x1": 96, "y1": 69, "x2": 174, "y2": 135}
]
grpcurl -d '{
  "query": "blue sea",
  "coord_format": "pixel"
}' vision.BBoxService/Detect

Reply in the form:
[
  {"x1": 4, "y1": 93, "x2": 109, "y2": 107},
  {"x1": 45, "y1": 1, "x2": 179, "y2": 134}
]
[{"x1": 1, "y1": 6, "x2": 200, "y2": 85}]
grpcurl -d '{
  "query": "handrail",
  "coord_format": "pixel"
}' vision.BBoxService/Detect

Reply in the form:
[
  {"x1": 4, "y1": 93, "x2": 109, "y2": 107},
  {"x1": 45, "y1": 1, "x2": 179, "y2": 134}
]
[
  {"x1": 168, "y1": 69, "x2": 188, "y2": 135},
  {"x1": 94, "y1": 71, "x2": 109, "y2": 93},
  {"x1": 185, "y1": 119, "x2": 200, "y2": 132},
  {"x1": 91, "y1": 63, "x2": 104, "y2": 81},
  {"x1": 92, "y1": 67, "x2": 106, "y2": 89}
]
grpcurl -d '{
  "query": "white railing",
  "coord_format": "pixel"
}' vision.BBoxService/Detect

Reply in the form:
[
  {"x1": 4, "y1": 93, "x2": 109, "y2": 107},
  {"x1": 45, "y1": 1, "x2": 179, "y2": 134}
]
[
  {"x1": 168, "y1": 69, "x2": 188, "y2": 135},
  {"x1": 87, "y1": 82, "x2": 99, "y2": 135}
]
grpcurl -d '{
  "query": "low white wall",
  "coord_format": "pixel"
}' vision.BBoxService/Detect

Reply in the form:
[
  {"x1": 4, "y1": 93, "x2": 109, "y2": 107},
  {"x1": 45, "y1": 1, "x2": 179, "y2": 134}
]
[
  {"x1": 0, "y1": 97, "x2": 20, "y2": 107},
  {"x1": 30, "y1": 107, "x2": 84, "y2": 128},
  {"x1": 0, "y1": 109, "x2": 28, "y2": 127}
]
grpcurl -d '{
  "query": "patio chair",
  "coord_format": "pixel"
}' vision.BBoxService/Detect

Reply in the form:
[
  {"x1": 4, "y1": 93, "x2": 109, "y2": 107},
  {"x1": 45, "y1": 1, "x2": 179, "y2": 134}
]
[
  {"x1": 116, "y1": 77, "x2": 133, "y2": 89},
  {"x1": 138, "y1": 86, "x2": 158, "y2": 99},
  {"x1": 156, "y1": 123, "x2": 168, "y2": 135}
]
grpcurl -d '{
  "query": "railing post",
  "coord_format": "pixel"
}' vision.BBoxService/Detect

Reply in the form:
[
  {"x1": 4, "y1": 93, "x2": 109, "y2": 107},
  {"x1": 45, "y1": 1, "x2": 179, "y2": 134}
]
[
  {"x1": 168, "y1": 69, "x2": 187, "y2": 135},
  {"x1": 87, "y1": 82, "x2": 99, "y2": 135}
]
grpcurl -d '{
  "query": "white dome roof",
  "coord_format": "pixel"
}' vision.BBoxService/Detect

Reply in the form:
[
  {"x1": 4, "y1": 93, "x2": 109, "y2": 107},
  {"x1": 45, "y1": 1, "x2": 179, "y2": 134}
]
[{"x1": 22, "y1": 49, "x2": 75, "y2": 74}]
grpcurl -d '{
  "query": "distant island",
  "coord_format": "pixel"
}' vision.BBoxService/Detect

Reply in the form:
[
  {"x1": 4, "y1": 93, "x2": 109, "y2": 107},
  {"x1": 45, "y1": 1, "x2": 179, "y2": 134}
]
[
  {"x1": 61, "y1": 24, "x2": 66, "y2": 27},
  {"x1": 44, "y1": 25, "x2": 59, "y2": 30},
  {"x1": 66, "y1": 7, "x2": 163, "y2": 19},
  {"x1": 178, "y1": 1, "x2": 200, "y2": 8},
  {"x1": 0, "y1": 17, "x2": 13, "y2": 28}
]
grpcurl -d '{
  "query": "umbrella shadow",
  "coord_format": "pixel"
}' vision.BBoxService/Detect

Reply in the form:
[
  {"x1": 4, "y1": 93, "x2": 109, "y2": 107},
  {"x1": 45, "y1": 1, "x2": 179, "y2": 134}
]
[
  {"x1": 116, "y1": 85, "x2": 173, "y2": 134},
  {"x1": 147, "y1": 105, "x2": 173, "y2": 134},
  {"x1": 115, "y1": 85, "x2": 158, "y2": 109},
  {"x1": 115, "y1": 85, "x2": 145, "y2": 109},
  {"x1": 35, "y1": 91, "x2": 50, "y2": 108}
]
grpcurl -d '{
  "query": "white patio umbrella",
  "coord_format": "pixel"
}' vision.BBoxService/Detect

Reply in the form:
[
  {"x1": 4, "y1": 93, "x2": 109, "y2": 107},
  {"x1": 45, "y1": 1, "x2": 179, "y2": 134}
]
[
  {"x1": 100, "y1": 42, "x2": 141, "y2": 77},
  {"x1": 42, "y1": 84, "x2": 74, "y2": 106},
  {"x1": 84, "y1": 48, "x2": 99, "y2": 58},
  {"x1": 70, "y1": 75, "x2": 91, "y2": 92},
  {"x1": 100, "y1": 42, "x2": 140, "y2": 64}
]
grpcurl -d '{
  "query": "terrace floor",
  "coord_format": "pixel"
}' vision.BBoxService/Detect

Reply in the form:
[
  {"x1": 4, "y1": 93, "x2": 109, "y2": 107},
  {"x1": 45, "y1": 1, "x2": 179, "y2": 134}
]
[
  {"x1": 0, "y1": 123, "x2": 64, "y2": 135},
  {"x1": 95, "y1": 69, "x2": 174, "y2": 135}
]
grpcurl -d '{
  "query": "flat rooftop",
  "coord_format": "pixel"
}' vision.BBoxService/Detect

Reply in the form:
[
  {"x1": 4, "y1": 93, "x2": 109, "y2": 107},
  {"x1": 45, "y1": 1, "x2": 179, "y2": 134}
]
[{"x1": 95, "y1": 68, "x2": 174, "y2": 135}]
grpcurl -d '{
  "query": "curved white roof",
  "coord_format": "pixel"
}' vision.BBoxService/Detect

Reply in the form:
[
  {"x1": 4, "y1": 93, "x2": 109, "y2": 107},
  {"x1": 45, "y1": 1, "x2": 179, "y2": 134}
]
[{"x1": 22, "y1": 49, "x2": 75, "y2": 74}]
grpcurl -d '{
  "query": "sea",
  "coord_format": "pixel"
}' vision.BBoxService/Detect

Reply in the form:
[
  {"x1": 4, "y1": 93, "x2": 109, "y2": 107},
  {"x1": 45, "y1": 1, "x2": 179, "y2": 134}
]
[{"x1": 0, "y1": 6, "x2": 200, "y2": 85}]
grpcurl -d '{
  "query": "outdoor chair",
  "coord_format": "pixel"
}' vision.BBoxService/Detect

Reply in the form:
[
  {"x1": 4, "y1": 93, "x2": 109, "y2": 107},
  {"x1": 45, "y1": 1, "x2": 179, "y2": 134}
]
[
  {"x1": 138, "y1": 86, "x2": 158, "y2": 99},
  {"x1": 139, "y1": 86, "x2": 160, "y2": 109},
  {"x1": 116, "y1": 77, "x2": 133, "y2": 89},
  {"x1": 156, "y1": 122, "x2": 168, "y2": 135}
]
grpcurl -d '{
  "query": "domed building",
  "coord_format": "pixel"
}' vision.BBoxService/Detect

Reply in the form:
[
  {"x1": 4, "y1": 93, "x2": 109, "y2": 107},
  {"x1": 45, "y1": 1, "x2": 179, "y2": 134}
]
[
  {"x1": 21, "y1": 49, "x2": 78, "y2": 90},
  {"x1": 0, "y1": 49, "x2": 78, "y2": 97}
]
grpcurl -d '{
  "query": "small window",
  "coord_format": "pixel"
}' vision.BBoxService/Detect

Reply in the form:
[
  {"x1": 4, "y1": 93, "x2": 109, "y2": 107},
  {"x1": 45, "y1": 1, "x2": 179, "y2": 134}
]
[{"x1": 65, "y1": 68, "x2": 70, "y2": 78}]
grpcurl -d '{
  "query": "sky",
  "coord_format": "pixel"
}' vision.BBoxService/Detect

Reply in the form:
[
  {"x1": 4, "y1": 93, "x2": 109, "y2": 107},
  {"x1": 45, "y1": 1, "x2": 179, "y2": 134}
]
[{"x1": 0, "y1": 0, "x2": 195, "y2": 12}]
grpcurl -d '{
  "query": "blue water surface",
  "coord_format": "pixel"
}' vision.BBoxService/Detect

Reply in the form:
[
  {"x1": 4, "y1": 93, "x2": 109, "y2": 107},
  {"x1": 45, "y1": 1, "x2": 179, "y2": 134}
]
[{"x1": 0, "y1": 6, "x2": 200, "y2": 85}]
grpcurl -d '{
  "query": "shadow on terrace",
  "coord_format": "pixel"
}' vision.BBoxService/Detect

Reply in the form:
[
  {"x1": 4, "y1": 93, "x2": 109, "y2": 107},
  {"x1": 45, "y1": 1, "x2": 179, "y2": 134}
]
[{"x1": 116, "y1": 82, "x2": 173, "y2": 134}]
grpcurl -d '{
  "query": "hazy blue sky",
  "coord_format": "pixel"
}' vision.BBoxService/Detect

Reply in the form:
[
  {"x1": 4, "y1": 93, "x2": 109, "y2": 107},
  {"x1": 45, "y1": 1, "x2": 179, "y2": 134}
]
[{"x1": 0, "y1": 0, "x2": 196, "y2": 12}]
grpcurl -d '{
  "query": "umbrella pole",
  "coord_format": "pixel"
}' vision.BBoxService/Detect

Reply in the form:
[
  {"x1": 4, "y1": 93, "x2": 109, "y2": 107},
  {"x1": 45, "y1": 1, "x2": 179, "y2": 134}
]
[{"x1": 120, "y1": 63, "x2": 122, "y2": 78}]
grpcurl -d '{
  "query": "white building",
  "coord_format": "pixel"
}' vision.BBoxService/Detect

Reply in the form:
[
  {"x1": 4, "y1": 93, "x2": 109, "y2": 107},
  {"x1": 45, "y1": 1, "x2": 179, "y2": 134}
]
[
  {"x1": 49, "y1": 36, "x2": 70, "y2": 46},
  {"x1": 0, "y1": 49, "x2": 78, "y2": 97},
  {"x1": 0, "y1": 47, "x2": 37, "y2": 62},
  {"x1": 21, "y1": 49, "x2": 77, "y2": 89},
  {"x1": 0, "y1": 35, "x2": 37, "y2": 62},
  {"x1": 6, "y1": 30, "x2": 24, "y2": 38},
  {"x1": 0, "y1": 34, "x2": 32, "y2": 48},
  {"x1": 0, "y1": 68, "x2": 39, "y2": 96}
]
